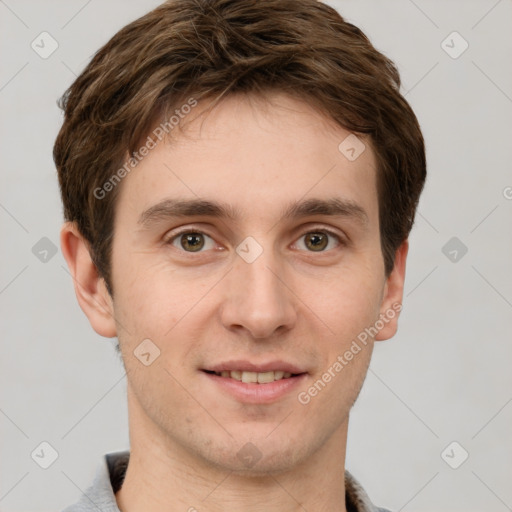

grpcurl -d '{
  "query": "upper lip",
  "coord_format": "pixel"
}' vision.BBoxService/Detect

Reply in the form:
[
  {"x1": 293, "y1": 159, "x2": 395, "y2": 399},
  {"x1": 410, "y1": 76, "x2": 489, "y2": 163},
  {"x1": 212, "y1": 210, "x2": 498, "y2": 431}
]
[{"x1": 203, "y1": 360, "x2": 307, "y2": 374}]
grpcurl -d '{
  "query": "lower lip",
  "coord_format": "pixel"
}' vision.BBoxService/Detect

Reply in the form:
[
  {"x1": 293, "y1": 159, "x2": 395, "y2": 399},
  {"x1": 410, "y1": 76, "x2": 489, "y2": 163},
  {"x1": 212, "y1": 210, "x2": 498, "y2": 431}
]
[{"x1": 201, "y1": 371, "x2": 308, "y2": 404}]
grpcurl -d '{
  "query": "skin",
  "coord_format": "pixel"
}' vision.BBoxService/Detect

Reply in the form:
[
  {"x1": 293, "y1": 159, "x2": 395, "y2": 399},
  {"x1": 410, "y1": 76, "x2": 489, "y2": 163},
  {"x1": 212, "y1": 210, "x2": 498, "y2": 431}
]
[{"x1": 61, "y1": 91, "x2": 408, "y2": 512}]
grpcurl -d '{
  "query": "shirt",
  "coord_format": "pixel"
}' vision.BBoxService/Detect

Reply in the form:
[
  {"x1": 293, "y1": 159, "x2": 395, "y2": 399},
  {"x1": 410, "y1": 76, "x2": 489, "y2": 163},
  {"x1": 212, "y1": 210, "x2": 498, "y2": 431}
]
[{"x1": 62, "y1": 451, "x2": 392, "y2": 512}]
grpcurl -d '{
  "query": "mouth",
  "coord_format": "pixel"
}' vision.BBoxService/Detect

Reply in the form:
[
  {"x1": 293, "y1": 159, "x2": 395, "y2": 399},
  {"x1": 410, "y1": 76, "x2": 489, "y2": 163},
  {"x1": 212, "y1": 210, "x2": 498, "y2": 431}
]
[
  {"x1": 202, "y1": 369, "x2": 303, "y2": 383},
  {"x1": 200, "y1": 361, "x2": 308, "y2": 403}
]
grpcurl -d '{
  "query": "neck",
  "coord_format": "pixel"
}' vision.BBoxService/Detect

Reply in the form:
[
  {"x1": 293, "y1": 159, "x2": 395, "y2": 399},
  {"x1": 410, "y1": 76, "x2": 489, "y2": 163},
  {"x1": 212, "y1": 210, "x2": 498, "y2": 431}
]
[{"x1": 116, "y1": 389, "x2": 348, "y2": 512}]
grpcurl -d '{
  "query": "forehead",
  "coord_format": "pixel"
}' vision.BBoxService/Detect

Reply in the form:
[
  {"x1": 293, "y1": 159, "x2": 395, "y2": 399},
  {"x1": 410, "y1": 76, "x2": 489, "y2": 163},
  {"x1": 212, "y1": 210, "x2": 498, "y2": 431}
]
[{"x1": 114, "y1": 92, "x2": 379, "y2": 229}]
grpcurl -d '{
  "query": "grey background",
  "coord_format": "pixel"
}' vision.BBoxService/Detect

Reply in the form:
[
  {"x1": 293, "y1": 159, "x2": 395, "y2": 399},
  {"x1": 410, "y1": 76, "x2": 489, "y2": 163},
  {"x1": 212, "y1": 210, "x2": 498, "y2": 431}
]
[{"x1": 1, "y1": 1, "x2": 511, "y2": 511}]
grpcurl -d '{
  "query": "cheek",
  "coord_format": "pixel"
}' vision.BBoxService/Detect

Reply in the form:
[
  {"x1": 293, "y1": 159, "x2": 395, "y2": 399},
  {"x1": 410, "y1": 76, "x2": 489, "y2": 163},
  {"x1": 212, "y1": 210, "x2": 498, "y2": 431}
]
[
  {"x1": 301, "y1": 273, "x2": 379, "y2": 410},
  {"x1": 111, "y1": 256, "x2": 175, "y2": 344},
  {"x1": 111, "y1": 253, "x2": 218, "y2": 354},
  {"x1": 316, "y1": 263, "x2": 384, "y2": 343}
]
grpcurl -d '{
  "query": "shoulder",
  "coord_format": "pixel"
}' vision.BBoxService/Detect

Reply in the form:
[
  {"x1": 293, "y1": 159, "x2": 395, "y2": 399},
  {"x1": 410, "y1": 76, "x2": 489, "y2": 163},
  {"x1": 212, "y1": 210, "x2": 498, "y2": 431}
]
[
  {"x1": 345, "y1": 469, "x2": 393, "y2": 512},
  {"x1": 60, "y1": 451, "x2": 129, "y2": 512}
]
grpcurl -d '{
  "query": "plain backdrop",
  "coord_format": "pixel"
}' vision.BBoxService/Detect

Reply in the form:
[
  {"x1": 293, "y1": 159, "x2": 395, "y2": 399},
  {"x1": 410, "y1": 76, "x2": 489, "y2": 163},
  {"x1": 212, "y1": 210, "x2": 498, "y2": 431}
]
[{"x1": 1, "y1": 1, "x2": 511, "y2": 511}]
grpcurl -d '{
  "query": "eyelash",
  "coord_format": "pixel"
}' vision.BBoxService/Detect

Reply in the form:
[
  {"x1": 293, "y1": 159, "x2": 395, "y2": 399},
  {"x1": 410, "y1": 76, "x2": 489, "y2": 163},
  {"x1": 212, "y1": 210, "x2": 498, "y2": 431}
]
[{"x1": 165, "y1": 227, "x2": 346, "y2": 254}]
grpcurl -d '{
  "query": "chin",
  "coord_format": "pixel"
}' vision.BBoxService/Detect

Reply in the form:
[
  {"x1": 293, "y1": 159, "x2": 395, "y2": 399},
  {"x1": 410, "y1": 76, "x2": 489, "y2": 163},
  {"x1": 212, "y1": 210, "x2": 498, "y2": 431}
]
[{"x1": 198, "y1": 435, "x2": 311, "y2": 476}]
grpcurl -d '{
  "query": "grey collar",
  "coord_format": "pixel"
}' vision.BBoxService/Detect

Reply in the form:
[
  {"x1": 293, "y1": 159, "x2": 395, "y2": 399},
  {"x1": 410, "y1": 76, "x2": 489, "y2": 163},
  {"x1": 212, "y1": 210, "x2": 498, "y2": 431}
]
[{"x1": 63, "y1": 451, "x2": 390, "y2": 512}]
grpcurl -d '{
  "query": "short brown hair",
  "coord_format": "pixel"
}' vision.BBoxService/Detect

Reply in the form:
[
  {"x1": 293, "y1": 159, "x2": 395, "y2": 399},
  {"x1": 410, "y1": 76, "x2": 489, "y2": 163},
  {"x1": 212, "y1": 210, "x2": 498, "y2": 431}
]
[{"x1": 54, "y1": 0, "x2": 426, "y2": 295}]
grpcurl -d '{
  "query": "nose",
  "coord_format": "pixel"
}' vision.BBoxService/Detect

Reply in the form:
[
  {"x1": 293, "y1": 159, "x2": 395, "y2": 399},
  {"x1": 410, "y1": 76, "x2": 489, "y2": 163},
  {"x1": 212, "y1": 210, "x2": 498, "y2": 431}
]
[{"x1": 220, "y1": 246, "x2": 297, "y2": 340}]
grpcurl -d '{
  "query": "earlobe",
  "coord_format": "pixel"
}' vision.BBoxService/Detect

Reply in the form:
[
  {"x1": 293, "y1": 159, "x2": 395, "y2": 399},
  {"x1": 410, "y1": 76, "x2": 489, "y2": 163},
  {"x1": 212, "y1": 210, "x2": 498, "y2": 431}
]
[
  {"x1": 60, "y1": 222, "x2": 117, "y2": 338},
  {"x1": 375, "y1": 240, "x2": 409, "y2": 341}
]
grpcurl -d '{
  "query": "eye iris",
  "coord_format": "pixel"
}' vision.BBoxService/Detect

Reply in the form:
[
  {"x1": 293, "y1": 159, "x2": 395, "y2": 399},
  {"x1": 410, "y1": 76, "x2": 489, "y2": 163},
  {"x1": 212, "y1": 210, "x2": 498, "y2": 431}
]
[
  {"x1": 181, "y1": 233, "x2": 204, "y2": 252},
  {"x1": 305, "y1": 232, "x2": 328, "y2": 251}
]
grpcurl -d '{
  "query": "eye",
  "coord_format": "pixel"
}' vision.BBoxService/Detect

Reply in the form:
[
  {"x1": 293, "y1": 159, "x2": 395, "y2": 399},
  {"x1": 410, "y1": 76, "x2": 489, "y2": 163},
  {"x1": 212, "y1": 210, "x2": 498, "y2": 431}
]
[
  {"x1": 294, "y1": 229, "x2": 343, "y2": 252},
  {"x1": 167, "y1": 230, "x2": 216, "y2": 253}
]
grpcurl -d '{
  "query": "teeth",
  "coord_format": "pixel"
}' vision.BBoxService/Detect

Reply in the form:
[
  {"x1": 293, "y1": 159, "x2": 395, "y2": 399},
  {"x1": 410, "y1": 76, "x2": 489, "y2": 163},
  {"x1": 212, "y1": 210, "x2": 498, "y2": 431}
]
[
  {"x1": 214, "y1": 370, "x2": 296, "y2": 383},
  {"x1": 230, "y1": 370, "x2": 242, "y2": 381},
  {"x1": 257, "y1": 371, "x2": 275, "y2": 383},
  {"x1": 241, "y1": 371, "x2": 258, "y2": 383}
]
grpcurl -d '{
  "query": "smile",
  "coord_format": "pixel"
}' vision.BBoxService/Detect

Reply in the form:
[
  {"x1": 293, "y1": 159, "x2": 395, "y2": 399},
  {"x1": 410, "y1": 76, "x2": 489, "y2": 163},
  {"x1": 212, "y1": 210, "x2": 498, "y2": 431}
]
[
  {"x1": 201, "y1": 364, "x2": 308, "y2": 403},
  {"x1": 204, "y1": 370, "x2": 297, "y2": 383}
]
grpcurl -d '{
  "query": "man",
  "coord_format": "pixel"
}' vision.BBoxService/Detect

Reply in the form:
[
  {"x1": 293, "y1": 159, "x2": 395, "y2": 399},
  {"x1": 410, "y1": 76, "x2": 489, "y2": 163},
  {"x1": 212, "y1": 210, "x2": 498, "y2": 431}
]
[{"x1": 55, "y1": 0, "x2": 426, "y2": 511}]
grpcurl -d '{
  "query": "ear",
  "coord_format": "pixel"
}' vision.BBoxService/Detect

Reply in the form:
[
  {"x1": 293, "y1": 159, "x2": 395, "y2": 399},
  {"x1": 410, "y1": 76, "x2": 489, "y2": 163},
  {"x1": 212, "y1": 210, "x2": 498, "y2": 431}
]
[
  {"x1": 60, "y1": 221, "x2": 117, "y2": 338},
  {"x1": 374, "y1": 239, "x2": 408, "y2": 341}
]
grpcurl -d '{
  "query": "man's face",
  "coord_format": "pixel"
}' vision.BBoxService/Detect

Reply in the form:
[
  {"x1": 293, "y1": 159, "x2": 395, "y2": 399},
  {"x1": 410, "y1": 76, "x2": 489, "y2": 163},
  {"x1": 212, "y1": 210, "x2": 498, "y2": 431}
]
[{"x1": 107, "y1": 92, "x2": 404, "y2": 473}]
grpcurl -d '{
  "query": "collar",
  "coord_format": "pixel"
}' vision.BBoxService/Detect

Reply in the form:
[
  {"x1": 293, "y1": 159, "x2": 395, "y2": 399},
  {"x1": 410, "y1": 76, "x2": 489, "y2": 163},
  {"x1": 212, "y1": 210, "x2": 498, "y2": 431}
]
[{"x1": 68, "y1": 451, "x2": 389, "y2": 512}]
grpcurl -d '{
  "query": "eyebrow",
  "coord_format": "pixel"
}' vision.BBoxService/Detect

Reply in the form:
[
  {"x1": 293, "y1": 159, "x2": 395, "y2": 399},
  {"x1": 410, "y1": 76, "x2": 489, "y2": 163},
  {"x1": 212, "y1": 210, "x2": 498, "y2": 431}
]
[{"x1": 138, "y1": 197, "x2": 369, "y2": 229}]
